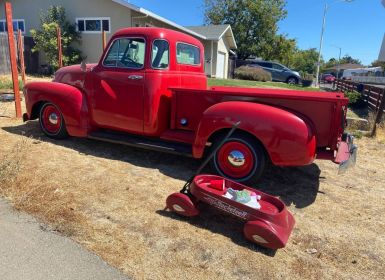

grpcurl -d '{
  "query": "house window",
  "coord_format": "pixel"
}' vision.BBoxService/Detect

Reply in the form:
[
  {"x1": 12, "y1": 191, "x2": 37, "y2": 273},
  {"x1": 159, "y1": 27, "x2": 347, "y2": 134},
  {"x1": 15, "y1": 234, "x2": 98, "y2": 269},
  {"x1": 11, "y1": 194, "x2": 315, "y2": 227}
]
[
  {"x1": 176, "y1": 43, "x2": 200, "y2": 65},
  {"x1": 76, "y1": 17, "x2": 110, "y2": 33},
  {"x1": 0, "y1": 19, "x2": 25, "y2": 33},
  {"x1": 103, "y1": 37, "x2": 145, "y2": 69}
]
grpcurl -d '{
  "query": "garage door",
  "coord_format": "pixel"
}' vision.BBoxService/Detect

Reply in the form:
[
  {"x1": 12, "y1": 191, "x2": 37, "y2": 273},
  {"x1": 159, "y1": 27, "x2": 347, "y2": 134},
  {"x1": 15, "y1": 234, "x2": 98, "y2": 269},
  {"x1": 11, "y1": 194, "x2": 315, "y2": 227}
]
[{"x1": 216, "y1": 52, "x2": 226, "y2": 79}]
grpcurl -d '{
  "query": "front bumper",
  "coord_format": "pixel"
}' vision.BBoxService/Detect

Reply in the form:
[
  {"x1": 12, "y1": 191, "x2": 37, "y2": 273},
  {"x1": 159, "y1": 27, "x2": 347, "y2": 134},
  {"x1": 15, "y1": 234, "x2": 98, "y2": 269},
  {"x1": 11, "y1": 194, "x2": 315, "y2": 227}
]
[{"x1": 335, "y1": 134, "x2": 357, "y2": 174}]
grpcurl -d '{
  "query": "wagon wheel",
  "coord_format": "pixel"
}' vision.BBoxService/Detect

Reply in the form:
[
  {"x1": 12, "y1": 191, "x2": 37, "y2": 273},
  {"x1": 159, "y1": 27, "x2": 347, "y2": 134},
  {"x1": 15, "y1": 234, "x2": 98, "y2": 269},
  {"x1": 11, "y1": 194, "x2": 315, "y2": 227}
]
[{"x1": 166, "y1": 193, "x2": 199, "y2": 217}]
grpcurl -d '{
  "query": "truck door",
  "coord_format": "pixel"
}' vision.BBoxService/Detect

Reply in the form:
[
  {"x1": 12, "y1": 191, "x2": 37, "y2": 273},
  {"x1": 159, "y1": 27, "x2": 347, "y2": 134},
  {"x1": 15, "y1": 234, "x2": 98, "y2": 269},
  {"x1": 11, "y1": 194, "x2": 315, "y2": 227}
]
[{"x1": 92, "y1": 37, "x2": 146, "y2": 133}]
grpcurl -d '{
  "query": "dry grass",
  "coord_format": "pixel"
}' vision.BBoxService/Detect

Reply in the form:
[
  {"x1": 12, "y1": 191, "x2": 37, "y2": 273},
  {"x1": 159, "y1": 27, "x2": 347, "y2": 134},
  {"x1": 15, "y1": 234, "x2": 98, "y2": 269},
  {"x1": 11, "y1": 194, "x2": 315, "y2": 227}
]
[{"x1": 1, "y1": 101, "x2": 385, "y2": 279}]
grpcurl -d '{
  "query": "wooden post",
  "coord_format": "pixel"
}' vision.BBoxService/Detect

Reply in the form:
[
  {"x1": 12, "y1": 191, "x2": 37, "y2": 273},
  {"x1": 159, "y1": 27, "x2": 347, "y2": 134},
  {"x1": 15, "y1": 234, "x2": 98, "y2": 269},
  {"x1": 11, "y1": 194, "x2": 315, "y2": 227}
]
[
  {"x1": 102, "y1": 30, "x2": 106, "y2": 51},
  {"x1": 370, "y1": 88, "x2": 385, "y2": 137},
  {"x1": 56, "y1": 25, "x2": 63, "y2": 68},
  {"x1": 5, "y1": 2, "x2": 22, "y2": 118},
  {"x1": 17, "y1": 29, "x2": 26, "y2": 86}
]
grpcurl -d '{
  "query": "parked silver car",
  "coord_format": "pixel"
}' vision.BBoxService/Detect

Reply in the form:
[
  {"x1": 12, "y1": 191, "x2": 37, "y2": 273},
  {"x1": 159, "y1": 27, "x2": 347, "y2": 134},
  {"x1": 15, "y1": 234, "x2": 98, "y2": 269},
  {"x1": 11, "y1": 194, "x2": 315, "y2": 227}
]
[{"x1": 244, "y1": 60, "x2": 301, "y2": 84}]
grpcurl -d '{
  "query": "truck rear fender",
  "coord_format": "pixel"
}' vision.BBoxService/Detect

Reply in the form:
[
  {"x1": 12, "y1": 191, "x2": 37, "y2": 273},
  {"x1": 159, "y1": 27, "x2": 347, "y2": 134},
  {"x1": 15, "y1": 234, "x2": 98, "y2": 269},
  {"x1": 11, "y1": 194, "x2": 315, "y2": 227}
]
[
  {"x1": 24, "y1": 82, "x2": 89, "y2": 137},
  {"x1": 193, "y1": 101, "x2": 316, "y2": 166}
]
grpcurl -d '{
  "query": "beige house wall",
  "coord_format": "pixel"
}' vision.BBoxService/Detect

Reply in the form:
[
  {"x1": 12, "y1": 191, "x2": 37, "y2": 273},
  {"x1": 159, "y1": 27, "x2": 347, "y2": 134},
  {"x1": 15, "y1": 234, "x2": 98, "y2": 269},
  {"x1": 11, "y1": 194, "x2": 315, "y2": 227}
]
[
  {"x1": 0, "y1": 0, "x2": 133, "y2": 63},
  {"x1": 0, "y1": 0, "x2": 235, "y2": 78}
]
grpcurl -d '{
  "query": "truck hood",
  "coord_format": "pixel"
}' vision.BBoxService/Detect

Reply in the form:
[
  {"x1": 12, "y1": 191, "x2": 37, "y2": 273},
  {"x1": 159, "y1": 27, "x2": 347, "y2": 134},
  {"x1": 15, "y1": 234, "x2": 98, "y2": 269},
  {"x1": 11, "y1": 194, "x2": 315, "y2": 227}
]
[{"x1": 53, "y1": 63, "x2": 97, "y2": 87}]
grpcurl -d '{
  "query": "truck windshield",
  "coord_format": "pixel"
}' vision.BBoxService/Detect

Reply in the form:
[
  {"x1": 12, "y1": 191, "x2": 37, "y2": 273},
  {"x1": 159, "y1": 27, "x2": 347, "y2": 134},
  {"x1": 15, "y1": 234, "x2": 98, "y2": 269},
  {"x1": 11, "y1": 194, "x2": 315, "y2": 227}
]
[{"x1": 103, "y1": 38, "x2": 145, "y2": 69}]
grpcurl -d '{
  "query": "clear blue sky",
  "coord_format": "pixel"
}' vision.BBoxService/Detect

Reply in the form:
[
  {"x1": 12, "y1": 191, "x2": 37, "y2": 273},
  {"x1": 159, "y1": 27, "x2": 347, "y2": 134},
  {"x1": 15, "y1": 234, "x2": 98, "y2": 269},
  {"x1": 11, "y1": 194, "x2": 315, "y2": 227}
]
[{"x1": 132, "y1": 0, "x2": 385, "y2": 65}]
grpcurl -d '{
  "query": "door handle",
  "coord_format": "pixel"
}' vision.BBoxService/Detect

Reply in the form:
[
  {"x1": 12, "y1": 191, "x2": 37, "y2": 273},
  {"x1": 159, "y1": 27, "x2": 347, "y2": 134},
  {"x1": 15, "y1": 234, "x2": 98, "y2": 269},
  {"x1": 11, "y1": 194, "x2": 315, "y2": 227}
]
[{"x1": 128, "y1": 75, "x2": 143, "y2": 80}]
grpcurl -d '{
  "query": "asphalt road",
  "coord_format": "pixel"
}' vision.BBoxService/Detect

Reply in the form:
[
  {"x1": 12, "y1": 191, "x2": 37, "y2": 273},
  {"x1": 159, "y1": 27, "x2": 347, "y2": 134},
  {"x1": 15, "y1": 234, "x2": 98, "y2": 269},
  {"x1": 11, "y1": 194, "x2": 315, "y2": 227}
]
[{"x1": 0, "y1": 199, "x2": 130, "y2": 280}]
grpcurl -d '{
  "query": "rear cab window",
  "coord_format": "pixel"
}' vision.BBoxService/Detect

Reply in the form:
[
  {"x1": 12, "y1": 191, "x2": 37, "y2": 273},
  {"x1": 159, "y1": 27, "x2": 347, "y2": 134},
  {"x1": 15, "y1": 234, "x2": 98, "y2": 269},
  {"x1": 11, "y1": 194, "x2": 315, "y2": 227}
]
[
  {"x1": 103, "y1": 37, "x2": 145, "y2": 69},
  {"x1": 176, "y1": 43, "x2": 200, "y2": 65}
]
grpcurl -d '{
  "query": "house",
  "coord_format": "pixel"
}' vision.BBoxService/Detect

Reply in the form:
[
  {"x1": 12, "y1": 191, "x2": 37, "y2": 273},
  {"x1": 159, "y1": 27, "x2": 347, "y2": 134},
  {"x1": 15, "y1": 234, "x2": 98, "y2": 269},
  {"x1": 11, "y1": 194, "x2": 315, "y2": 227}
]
[
  {"x1": 379, "y1": 33, "x2": 385, "y2": 62},
  {"x1": 0, "y1": 0, "x2": 237, "y2": 78},
  {"x1": 324, "y1": 63, "x2": 363, "y2": 78}
]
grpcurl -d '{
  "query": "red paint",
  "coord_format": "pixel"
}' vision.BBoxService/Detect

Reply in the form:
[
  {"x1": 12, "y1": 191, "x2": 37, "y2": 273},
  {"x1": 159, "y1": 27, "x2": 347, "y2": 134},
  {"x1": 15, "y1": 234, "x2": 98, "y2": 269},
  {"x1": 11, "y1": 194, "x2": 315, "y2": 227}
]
[
  {"x1": 167, "y1": 174, "x2": 295, "y2": 249},
  {"x1": 23, "y1": 27, "x2": 353, "y2": 180}
]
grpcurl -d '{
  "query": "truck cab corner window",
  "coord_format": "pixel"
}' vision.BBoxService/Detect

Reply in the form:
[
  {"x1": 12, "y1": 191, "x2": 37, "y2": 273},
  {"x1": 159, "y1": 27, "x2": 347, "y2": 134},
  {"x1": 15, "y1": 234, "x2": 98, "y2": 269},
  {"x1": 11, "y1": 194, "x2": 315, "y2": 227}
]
[{"x1": 152, "y1": 39, "x2": 169, "y2": 69}]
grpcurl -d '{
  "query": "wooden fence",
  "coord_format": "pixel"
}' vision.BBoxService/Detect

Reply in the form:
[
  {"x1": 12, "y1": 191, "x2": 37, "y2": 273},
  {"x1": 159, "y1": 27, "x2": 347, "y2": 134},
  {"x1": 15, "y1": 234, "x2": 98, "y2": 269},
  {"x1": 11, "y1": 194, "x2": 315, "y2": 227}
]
[
  {"x1": 0, "y1": 33, "x2": 18, "y2": 75},
  {"x1": 334, "y1": 79, "x2": 385, "y2": 135}
]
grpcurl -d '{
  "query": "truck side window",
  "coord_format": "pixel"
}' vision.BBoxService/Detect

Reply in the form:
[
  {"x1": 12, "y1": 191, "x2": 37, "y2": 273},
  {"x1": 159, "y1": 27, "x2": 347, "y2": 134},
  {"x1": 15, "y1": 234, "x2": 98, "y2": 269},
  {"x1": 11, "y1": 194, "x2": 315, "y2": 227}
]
[
  {"x1": 152, "y1": 39, "x2": 169, "y2": 69},
  {"x1": 103, "y1": 38, "x2": 145, "y2": 69},
  {"x1": 176, "y1": 43, "x2": 200, "y2": 65}
]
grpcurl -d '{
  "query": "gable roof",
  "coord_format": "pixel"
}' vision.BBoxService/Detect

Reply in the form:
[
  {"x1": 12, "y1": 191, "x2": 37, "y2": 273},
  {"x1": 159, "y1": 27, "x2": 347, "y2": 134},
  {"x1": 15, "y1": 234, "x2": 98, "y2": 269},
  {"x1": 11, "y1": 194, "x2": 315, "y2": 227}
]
[
  {"x1": 185, "y1": 25, "x2": 237, "y2": 49},
  {"x1": 112, "y1": 0, "x2": 205, "y2": 39}
]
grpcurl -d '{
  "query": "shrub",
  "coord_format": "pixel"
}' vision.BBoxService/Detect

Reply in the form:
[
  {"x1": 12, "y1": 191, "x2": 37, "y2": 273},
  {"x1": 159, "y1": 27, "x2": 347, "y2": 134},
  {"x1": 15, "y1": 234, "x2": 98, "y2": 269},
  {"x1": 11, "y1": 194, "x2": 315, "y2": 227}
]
[
  {"x1": 345, "y1": 91, "x2": 362, "y2": 106},
  {"x1": 234, "y1": 66, "x2": 272, "y2": 82}
]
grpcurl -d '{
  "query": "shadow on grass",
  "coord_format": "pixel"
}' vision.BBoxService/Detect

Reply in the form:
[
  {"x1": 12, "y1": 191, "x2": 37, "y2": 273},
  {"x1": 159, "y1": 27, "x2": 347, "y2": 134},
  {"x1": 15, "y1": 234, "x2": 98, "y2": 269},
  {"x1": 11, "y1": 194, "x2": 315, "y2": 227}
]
[
  {"x1": 156, "y1": 207, "x2": 277, "y2": 257},
  {"x1": 3, "y1": 120, "x2": 321, "y2": 209}
]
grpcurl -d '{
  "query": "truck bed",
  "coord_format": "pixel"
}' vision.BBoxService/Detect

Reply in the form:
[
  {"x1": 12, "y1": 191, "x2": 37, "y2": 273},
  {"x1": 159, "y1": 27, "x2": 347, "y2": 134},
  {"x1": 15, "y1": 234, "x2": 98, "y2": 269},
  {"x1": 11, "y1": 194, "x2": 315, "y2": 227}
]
[{"x1": 170, "y1": 86, "x2": 348, "y2": 149}]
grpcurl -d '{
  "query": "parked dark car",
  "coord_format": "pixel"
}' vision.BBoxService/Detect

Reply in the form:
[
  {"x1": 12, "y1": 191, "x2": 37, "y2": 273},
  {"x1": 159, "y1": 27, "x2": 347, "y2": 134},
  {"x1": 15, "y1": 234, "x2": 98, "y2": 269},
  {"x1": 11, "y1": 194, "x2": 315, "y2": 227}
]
[
  {"x1": 321, "y1": 74, "x2": 336, "y2": 83},
  {"x1": 239, "y1": 60, "x2": 302, "y2": 84}
]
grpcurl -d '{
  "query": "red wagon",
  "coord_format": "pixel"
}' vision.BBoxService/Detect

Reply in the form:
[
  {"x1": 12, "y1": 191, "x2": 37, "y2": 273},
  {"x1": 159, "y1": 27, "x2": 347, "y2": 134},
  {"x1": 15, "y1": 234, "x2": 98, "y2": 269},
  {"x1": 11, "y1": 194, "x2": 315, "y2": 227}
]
[{"x1": 167, "y1": 174, "x2": 295, "y2": 249}]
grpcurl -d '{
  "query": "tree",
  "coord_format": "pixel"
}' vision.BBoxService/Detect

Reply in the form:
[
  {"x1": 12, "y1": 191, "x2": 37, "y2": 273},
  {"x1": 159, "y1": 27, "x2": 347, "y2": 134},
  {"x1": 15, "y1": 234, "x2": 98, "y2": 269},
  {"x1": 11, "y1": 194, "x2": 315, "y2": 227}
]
[
  {"x1": 204, "y1": 0, "x2": 287, "y2": 59},
  {"x1": 289, "y1": 48, "x2": 320, "y2": 74},
  {"x1": 371, "y1": 60, "x2": 385, "y2": 69},
  {"x1": 31, "y1": 6, "x2": 82, "y2": 70},
  {"x1": 339, "y1": 55, "x2": 361, "y2": 65}
]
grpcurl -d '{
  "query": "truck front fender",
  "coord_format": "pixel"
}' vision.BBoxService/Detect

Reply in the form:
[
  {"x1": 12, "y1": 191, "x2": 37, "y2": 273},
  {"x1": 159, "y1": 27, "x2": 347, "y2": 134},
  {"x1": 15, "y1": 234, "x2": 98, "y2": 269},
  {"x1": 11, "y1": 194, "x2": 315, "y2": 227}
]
[
  {"x1": 193, "y1": 101, "x2": 316, "y2": 166},
  {"x1": 24, "y1": 82, "x2": 89, "y2": 137}
]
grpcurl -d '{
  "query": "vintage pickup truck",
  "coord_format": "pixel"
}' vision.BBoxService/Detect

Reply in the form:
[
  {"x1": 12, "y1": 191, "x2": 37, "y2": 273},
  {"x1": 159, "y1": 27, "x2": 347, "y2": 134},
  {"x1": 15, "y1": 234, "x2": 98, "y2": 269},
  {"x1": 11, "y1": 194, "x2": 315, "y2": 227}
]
[{"x1": 23, "y1": 27, "x2": 356, "y2": 184}]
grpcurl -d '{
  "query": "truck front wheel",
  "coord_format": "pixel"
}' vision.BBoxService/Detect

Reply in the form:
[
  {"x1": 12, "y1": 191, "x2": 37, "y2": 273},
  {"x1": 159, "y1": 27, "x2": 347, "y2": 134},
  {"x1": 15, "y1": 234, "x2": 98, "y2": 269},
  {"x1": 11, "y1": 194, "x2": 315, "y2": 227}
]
[
  {"x1": 39, "y1": 102, "x2": 68, "y2": 139},
  {"x1": 210, "y1": 134, "x2": 266, "y2": 186}
]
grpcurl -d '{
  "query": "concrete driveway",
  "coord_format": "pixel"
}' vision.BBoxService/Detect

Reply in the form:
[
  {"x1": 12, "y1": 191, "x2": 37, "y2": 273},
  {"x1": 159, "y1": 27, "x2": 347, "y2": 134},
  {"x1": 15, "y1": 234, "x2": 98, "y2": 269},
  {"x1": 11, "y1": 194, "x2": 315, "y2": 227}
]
[{"x1": 0, "y1": 199, "x2": 130, "y2": 280}]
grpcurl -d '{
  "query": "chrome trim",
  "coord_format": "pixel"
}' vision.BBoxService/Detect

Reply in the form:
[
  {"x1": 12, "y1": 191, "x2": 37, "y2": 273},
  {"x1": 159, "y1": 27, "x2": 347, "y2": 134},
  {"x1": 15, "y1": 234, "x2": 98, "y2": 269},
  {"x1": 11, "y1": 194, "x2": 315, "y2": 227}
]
[
  {"x1": 228, "y1": 150, "x2": 246, "y2": 167},
  {"x1": 48, "y1": 113, "x2": 59, "y2": 125}
]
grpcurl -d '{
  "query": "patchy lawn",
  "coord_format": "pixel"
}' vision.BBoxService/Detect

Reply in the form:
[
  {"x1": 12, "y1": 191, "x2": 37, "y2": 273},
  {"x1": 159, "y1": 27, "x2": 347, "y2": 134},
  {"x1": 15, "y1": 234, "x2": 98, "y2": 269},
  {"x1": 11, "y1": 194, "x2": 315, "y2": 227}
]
[
  {"x1": 1, "y1": 101, "x2": 385, "y2": 280},
  {"x1": 208, "y1": 78, "x2": 321, "y2": 91}
]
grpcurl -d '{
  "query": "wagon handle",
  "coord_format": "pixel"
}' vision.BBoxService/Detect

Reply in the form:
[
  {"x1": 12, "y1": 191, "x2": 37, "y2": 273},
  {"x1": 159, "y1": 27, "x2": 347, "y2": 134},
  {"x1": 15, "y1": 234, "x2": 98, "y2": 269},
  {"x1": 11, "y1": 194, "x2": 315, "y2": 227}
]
[
  {"x1": 181, "y1": 121, "x2": 241, "y2": 195},
  {"x1": 195, "y1": 121, "x2": 241, "y2": 175}
]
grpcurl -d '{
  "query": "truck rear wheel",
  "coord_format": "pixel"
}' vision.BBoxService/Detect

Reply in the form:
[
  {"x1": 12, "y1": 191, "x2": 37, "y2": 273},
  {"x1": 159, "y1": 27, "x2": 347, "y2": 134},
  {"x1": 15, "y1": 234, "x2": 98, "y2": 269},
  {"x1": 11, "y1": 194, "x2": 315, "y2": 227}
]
[
  {"x1": 39, "y1": 102, "x2": 68, "y2": 139},
  {"x1": 209, "y1": 133, "x2": 266, "y2": 185}
]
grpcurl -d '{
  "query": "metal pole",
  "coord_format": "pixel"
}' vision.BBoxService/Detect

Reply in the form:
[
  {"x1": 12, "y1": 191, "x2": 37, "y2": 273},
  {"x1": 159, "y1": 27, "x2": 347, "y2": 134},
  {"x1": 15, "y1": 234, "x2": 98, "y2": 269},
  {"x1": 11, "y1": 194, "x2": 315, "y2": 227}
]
[
  {"x1": 5, "y1": 2, "x2": 22, "y2": 118},
  {"x1": 337, "y1": 47, "x2": 341, "y2": 79},
  {"x1": 17, "y1": 29, "x2": 26, "y2": 86},
  {"x1": 315, "y1": 3, "x2": 328, "y2": 87}
]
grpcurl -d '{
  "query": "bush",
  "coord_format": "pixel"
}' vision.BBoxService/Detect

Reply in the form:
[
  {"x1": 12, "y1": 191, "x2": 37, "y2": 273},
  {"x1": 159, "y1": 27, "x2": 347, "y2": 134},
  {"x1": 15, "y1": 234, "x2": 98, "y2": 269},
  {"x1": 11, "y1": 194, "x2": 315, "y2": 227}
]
[
  {"x1": 345, "y1": 91, "x2": 362, "y2": 106},
  {"x1": 234, "y1": 66, "x2": 272, "y2": 82}
]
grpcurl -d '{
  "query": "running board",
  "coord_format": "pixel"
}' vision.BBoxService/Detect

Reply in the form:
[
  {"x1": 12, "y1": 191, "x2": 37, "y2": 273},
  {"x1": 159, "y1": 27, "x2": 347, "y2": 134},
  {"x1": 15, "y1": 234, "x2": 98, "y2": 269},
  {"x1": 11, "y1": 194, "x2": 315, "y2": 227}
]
[{"x1": 88, "y1": 130, "x2": 193, "y2": 157}]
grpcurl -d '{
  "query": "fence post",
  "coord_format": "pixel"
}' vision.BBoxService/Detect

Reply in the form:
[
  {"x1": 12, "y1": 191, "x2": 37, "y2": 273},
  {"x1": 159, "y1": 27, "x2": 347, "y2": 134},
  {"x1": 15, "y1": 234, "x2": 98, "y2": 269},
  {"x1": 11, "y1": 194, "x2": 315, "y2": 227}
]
[
  {"x1": 370, "y1": 88, "x2": 385, "y2": 137},
  {"x1": 56, "y1": 26, "x2": 63, "y2": 68},
  {"x1": 5, "y1": 2, "x2": 22, "y2": 118},
  {"x1": 102, "y1": 30, "x2": 106, "y2": 51},
  {"x1": 17, "y1": 29, "x2": 26, "y2": 86}
]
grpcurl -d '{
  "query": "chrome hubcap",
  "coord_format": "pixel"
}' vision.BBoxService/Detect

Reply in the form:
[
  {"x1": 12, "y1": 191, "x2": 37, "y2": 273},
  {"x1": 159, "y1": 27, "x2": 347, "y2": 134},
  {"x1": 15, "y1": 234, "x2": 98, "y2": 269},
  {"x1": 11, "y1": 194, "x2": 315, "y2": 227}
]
[
  {"x1": 48, "y1": 113, "x2": 58, "y2": 125},
  {"x1": 227, "y1": 150, "x2": 246, "y2": 167}
]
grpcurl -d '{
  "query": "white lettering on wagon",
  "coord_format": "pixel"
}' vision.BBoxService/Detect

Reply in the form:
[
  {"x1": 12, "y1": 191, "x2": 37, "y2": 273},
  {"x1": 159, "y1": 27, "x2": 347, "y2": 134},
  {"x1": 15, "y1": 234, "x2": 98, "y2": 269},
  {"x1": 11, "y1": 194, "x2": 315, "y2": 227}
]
[{"x1": 203, "y1": 195, "x2": 248, "y2": 219}]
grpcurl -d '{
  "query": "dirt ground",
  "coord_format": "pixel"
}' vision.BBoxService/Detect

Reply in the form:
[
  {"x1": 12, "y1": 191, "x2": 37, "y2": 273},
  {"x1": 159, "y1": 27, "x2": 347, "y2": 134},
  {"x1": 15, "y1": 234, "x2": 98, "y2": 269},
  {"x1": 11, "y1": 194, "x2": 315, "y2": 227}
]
[{"x1": 0, "y1": 100, "x2": 385, "y2": 280}]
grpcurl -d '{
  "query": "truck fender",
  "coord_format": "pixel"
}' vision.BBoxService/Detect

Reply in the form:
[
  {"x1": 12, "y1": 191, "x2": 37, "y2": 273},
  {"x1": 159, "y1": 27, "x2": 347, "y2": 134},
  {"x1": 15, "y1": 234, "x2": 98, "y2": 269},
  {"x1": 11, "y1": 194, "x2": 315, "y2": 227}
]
[
  {"x1": 24, "y1": 82, "x2": 89, "y2": 137},
  {"x1": 193, "y1": 101, "x2": 316, "y2": 166}
]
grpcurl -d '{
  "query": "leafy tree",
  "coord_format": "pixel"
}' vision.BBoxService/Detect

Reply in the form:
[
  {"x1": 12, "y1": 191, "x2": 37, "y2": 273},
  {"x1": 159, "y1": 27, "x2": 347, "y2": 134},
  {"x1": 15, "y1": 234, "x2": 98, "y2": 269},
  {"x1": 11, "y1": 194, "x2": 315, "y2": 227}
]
[
  {"x1": 31, "y1": 6, "x2": 82, "y2": 70},
  {"x1": 204, "y1": 0, "x2": 287, "y2": 59},
  {"x1": 265, "y1": 34, "x2": 297, "y2": 66},
  {"x1": 289, "y1": 48, "x2": 320, "y2": 74},
  {"x1": 371, "y1": 60, "x2": 385, "y2": 69},
  {"x1": 339, "y1": 55, "x2": 361, "y2": 65}
]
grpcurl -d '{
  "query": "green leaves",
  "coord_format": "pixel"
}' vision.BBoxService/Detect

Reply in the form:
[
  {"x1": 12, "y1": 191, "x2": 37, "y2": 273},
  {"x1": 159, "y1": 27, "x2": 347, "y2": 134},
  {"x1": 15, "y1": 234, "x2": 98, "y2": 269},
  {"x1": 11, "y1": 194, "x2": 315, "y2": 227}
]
[{"x1": 31, "y1": 6, "x2": 82, "y2": 71}]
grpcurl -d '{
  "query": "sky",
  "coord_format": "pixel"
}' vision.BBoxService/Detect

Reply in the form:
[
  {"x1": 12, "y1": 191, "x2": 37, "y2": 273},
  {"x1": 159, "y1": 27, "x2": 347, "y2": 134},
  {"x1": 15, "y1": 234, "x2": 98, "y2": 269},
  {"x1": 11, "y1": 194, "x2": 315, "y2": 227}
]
[{"x1": 132, "y1": 0, "x2": 385, "y2": 65}]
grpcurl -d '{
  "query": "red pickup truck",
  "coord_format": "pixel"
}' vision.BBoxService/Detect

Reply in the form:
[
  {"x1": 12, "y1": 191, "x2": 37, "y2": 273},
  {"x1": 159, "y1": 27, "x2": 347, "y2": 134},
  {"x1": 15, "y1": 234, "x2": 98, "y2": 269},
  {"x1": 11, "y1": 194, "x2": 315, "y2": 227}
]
[{"x1": 23, "y1": 27, "x2": 356, "y2": 184}]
